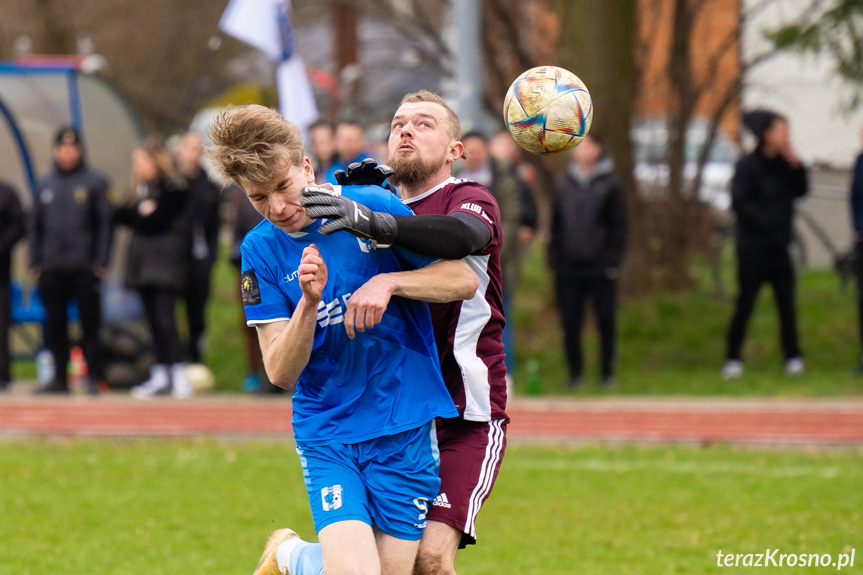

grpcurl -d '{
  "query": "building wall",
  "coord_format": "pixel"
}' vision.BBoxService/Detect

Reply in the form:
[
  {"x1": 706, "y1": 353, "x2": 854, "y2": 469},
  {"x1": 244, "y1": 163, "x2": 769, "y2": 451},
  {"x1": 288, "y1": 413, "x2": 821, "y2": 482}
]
[
  {"x1": 637, "y1": 0, "x2": 741, "y2": 141},
  {"x1": 742, "y1": 0, "x2": 863, "y2": 168}
]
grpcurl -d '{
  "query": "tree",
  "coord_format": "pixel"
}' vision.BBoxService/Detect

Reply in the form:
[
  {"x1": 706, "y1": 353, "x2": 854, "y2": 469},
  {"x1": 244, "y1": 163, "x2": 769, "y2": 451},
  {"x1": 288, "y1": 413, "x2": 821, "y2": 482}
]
[
  {"x1": 636, "y1": 0, "x2": 744, "y2": 291},
  {"x1": 766, "y1": 0, "x2": 863, "y2": 105}
]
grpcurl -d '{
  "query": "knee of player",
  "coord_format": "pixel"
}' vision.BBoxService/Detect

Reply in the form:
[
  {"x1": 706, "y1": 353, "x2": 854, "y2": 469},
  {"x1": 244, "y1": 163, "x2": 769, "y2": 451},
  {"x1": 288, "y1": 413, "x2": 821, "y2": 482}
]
[{"x1": 413, "y1": 548, "x2": 454, "y2": 575}]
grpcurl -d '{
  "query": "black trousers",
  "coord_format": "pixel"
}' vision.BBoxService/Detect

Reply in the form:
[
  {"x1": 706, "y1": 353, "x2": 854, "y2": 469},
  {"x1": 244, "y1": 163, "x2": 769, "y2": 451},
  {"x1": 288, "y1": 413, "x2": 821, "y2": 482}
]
[
  {"x1": 855, "y1": 240, "x2": 863, "y2": 354},
  {"x1": 726, "y1": 245, "x2": 801, "y2": 361},
  {"x1": 140, "y1": 287, "x2": 183, "y2": 365},
  {"x1": 0, "y1": 281, "x2": 10, "y2": 382},
  {"x1": 185, "y1": 259, "x2": 214, "y2": 363},
  {"x1": 39, "y1": 269, "x2": 104, "y2": 385},
  {"x1": 555, "y1": 271, "x2": 618, "y2": 380}
]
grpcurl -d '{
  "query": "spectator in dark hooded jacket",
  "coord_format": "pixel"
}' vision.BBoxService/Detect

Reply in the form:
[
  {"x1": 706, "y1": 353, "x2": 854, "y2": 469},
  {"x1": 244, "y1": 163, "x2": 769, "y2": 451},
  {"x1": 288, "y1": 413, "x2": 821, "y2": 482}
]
[
  {"x1": 549, "y1": 133, "x2": 627, "y2": 387},
  {"x1": 850, "y1": 119, "x2": 863, "y2": 373},
  {"x1": 722, "y1": 110, "x2": 808, "y2": 380},
  {"x1": 0, "y1": 181, "x2": 25, "y2": 392},
  {"x1": 175, "y1": 132, "x2": 222, "y2": 364}
]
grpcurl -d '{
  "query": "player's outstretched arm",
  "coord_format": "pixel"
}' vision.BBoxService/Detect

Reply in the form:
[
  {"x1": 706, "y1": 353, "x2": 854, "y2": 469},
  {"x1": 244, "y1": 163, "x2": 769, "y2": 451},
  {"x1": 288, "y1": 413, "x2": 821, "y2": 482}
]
[
  {"x1": 255, "y1": 244, "x2": 328, "y2": 387},
  {"x1": 302, "y1": 188, "x2": 491, "y2": 259},
  {"x1": 343, "y1": 259, "x2": 478, "y2": 339}
]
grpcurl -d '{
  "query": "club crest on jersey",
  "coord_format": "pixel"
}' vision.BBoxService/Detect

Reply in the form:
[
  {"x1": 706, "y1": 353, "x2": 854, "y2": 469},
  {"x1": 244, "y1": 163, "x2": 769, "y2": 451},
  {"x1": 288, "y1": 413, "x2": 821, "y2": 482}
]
[
  {"x1": 321, "y1": 485, "x2": 343, "y2": 511},
  {"x1": 241, "y1": 270, "x2": 261, "y2": 305},
  {"x1": 73, "y1": 186, "x2": 88, "y2": 205},
  {"x1": 357, "y1": 237, "x2": 374, "y2": 253}
]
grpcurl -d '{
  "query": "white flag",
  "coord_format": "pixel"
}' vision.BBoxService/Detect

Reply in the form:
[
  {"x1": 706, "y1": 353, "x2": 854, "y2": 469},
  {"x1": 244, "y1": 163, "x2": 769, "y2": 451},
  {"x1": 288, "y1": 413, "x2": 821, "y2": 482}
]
[
  {"x1": 219, "y1": 0, "x2": 318, "y2": 139},
  {"x1": 277, "y1": 57, "x2": 319, "y2": 138}
]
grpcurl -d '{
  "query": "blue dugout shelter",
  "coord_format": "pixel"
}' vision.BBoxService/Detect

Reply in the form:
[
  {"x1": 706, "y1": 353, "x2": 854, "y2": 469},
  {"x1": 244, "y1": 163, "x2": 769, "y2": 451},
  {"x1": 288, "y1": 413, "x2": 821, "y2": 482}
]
[{"x1": 0, "y1": 60, "x2": 141, "y2": 203}]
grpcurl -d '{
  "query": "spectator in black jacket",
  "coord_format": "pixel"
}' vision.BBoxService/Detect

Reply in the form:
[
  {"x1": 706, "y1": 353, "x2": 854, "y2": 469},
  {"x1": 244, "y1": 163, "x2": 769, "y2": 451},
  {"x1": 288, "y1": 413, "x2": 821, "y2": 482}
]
[
  {"x1": 850, "y1": 120, "x2": 863, "y2": 373},
  {"x1": 723, "y1": 110, "x2": 808, "y2": 379},
  {"x1": 175, "y1": 132, "x2": 221, "y2": 364},
  {"x1": 549, "y1": 133, "x2": 627, "y2": 387},
  {"x1": 115, "y1": 139, "x2": 191, "y2": 398},
  {"x1": 30, "y1": 127, "x2": 113, "y2": 394},
  {"x1": 0, "y1": 181, "x2": 25, "y2": 391}
]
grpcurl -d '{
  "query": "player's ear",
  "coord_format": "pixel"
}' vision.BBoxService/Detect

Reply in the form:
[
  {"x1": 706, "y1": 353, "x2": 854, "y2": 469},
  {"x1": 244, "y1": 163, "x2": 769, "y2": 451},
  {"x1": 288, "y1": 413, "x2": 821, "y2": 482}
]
[
  {"x1": 302, "y1": 156, "x2": 315, "y2": 184},
  {"x1": 449, "y1": 140, "x2": 466, "y2": 162}
]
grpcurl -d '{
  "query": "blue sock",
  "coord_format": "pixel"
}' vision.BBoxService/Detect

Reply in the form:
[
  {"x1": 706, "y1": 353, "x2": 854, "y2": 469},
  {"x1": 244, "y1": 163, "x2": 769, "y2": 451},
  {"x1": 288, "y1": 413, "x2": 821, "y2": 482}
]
[{"x1": 277, "y1": 539, "x2": 323, "y2": 575}]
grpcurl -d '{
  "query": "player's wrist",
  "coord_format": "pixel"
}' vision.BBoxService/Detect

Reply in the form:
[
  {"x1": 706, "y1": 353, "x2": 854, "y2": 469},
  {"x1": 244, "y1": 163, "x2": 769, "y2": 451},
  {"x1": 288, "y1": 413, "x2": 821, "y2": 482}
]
[
  {"x1": 370, "y1": 212, "x2": 397, "y2": 245},
  {"x1": 298, "y1": 292, "x2": 322, "y2": 309}
]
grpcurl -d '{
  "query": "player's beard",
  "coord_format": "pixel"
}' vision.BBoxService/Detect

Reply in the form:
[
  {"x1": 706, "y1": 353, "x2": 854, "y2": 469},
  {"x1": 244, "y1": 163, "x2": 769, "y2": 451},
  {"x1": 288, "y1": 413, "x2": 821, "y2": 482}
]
[{"x1": 387, "y1": 146, "x2": 443, "y2": 187}]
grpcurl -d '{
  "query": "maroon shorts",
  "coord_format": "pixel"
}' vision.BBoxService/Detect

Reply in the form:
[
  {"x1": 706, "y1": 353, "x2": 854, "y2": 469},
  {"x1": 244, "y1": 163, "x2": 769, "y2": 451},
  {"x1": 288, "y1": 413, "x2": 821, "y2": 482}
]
[{"x1": 428, "y1": 417, "x2": 508, "y2": 548}]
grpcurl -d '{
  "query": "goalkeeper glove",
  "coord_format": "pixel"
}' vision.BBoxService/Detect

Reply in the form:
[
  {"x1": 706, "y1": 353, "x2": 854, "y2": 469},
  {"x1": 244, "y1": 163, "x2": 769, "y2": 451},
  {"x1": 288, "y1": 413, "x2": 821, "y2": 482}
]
[
  {"x1": 301, "y1": 186, "x2": 397, "y2": 244},
  {"x1": 333, "y1": 158, "x2": 396, "y2": 193}
]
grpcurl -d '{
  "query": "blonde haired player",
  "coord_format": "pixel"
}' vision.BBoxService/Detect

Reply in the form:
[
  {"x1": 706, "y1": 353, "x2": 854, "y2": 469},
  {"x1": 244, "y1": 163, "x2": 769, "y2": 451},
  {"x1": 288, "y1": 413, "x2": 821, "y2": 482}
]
[{"x1": 209, "y1": 104, "x2": 478, "y2": 575}]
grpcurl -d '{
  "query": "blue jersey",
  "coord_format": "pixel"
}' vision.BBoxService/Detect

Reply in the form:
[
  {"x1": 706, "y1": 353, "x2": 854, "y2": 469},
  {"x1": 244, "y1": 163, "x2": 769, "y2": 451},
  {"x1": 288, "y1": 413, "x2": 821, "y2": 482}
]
[{"x1": 240, "y1": 185, "x2": 458, "y2": 445}]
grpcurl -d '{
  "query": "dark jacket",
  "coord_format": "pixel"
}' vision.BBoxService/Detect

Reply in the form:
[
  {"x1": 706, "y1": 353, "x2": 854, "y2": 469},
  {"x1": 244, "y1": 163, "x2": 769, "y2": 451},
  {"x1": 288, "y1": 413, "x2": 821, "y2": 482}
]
[
  {"x1": 851, "y1": 152, "x2": 863, "y2": 234},
  {"x1": 731, "y1": 150, "x2": 808, "y2": 248},
  {"x1": 115, "y1": 175, "x2": 190, "y2": 292},
  {"x1": 549, "y1": 159, "x2": 628, "y2": 273},
  {"x1": 30, "y1": 161, "x2": 113, "y2": 273},
  {"x1": 0, "y1": 181, "x2": 25, "y2": 284},
  {"x1": 185, "y1": 169, "x2": 222, "y2": 264}
]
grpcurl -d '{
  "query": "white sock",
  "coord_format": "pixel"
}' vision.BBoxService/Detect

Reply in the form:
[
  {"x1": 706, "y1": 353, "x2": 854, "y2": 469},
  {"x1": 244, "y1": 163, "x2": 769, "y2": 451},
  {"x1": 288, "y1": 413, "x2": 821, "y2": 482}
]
[{"x1": 276, "y1": 537, "x2": 305, "y2": 574}]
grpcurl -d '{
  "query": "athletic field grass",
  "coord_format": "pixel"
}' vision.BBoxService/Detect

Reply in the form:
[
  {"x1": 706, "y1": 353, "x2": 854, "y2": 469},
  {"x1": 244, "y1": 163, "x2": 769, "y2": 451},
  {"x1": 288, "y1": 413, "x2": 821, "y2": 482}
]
[{"x1": 1, "y1": 439, "x2": 859, "y2": 574}]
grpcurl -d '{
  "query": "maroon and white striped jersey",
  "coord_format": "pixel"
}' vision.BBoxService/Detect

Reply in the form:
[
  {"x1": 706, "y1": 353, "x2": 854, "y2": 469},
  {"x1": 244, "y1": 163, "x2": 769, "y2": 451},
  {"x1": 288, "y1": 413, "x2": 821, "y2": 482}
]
[{"x1": 403, "y1": 177, "x2": 508, "y2": 421}]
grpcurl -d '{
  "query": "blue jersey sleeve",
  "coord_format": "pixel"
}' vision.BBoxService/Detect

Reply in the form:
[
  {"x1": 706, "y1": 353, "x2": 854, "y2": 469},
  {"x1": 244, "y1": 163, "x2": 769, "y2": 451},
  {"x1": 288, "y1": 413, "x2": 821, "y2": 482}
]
[
  {"x1": 240, "y1": 237, "x2": 294, "y2": 325},
  {"x1": 383, "y1": 190, "x2": 438, "y2": 271}
]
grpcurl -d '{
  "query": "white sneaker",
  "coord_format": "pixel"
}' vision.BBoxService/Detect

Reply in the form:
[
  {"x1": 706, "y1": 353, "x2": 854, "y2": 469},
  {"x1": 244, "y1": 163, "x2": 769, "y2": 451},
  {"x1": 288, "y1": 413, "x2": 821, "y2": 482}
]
[
  {"x1": 785, "y1": 357, "x2": 805, "y2": 376},
  {"x1": 171, "y1": 363, "x2": 193, "y2": 399},
  {"x1": 722, "y1": 360, "x2": 743, "y2": 380},
  {"x1": 131, "y1": 364, "x2": 171, "y2": 398}
]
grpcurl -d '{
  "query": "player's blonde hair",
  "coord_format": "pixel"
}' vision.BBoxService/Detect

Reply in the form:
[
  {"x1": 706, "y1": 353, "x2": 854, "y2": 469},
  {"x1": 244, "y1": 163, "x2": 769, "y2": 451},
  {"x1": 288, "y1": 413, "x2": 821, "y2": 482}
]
[
  {"x1": 398, "y1": 90, "x2": 468, "y2": 160},
  {"x1": 208, "y1": 105, "x2": 304, "y2": 186}
]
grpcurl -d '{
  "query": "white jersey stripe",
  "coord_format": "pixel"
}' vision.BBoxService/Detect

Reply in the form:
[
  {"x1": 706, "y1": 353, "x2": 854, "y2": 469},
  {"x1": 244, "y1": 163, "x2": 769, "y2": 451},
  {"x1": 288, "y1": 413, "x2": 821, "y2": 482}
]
[
  {"x1": 463, "y1": 419, "x2": 505, "y2": 537},
  {"x1": 454, "y1": 254, "x2": 493, "y2": 421}
]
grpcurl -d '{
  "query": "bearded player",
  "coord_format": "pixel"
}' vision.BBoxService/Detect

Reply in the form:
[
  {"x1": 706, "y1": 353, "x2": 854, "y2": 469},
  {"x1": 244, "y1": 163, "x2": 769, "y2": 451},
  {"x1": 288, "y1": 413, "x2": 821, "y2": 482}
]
[{"x1": 303, "y1": 91, "x2": 508, "y2": 575}]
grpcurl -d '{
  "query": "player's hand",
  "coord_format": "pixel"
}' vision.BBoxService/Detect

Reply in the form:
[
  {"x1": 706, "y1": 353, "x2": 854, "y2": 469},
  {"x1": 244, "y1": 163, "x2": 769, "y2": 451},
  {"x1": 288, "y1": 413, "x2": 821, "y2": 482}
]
[
  {"x1": 333, "y1": 158, "x2": 394, "y2": 188},
  {"x1": 297, "y1": 244, "x2": 327, "y2": 304},
  {"x1": 343, "y1": 275, "x2": 398, "y2": 339},
  {"x1": 301, "y1": 188, "x2": 397, "y2": 243}
]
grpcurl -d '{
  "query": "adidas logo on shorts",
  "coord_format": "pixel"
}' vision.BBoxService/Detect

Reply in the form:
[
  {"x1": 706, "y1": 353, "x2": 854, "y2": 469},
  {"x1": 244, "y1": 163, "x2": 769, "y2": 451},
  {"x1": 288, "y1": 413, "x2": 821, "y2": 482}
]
[{"x1": 432, "y1": 493, "x2": 452, "y2": 509}]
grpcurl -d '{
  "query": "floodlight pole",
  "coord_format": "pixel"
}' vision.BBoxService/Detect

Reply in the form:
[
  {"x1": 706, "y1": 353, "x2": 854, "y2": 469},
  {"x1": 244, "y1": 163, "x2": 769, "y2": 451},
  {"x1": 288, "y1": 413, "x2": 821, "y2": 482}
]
[{"x1": 453, "y1": 0, "x2": 483, "y2": 133}]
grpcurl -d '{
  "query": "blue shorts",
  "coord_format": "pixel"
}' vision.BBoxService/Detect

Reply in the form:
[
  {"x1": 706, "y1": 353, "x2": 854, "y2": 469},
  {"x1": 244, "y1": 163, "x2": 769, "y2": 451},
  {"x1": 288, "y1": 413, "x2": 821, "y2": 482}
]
[{"x1": 296, "y1": 421, "x2": 440, "y2": 540}]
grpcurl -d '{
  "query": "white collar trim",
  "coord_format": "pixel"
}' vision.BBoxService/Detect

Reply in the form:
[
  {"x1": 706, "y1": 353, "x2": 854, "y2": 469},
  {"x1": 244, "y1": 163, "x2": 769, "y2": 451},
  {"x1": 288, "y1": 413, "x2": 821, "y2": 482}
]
[{"x1": 402, "y1": 177, "x2": 465, "y2": 204}]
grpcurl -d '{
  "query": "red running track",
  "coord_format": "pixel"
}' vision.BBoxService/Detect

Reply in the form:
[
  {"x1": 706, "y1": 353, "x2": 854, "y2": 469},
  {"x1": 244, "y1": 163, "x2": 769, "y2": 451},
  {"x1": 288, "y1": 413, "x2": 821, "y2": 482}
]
[{"x1": 1, "y1": 396, "x2": 862, "y2": 445}]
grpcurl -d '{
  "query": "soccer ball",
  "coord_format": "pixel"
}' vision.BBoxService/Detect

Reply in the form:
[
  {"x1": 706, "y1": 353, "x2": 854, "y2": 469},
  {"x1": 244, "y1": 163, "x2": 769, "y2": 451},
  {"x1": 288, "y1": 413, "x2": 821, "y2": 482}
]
[
  {"x1": 503, "y1": 65, "x2": 593, "y2": 155},
  {"x1": 186, "y1": 363, "x2": 215, "y2": 393}
]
